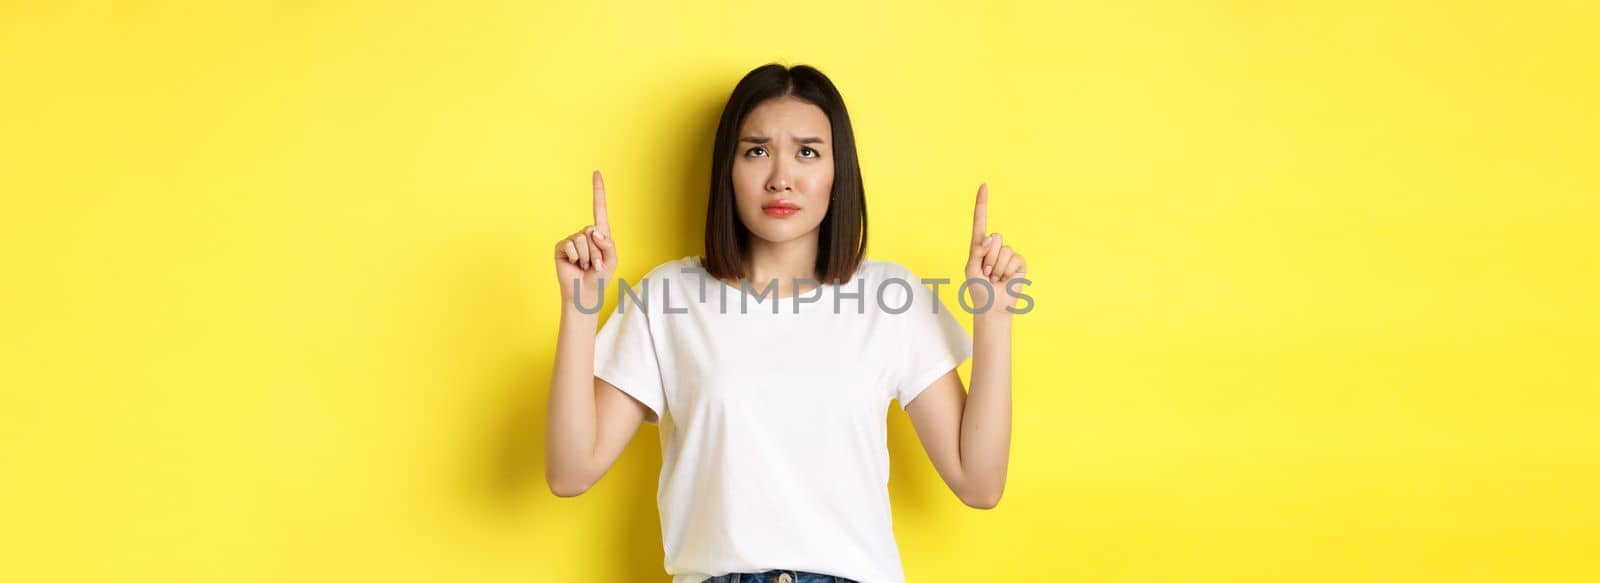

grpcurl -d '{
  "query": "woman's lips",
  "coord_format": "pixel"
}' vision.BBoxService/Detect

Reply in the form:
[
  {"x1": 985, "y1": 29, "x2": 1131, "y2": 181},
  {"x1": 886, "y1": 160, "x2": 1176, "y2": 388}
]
[{"x1": 762, "y1": 206, "x2": 798, "y2": 217}]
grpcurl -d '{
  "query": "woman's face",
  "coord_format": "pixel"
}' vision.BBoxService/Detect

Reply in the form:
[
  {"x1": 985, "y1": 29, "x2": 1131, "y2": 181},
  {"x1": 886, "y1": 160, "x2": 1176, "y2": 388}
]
[{"x1": 732, "y1": 96, "x2": 835, "y2": 245}]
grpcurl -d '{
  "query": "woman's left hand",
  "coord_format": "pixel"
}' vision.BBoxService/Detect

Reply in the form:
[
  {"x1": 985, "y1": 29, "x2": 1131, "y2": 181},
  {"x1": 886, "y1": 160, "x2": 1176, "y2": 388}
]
[{"x1": 963, "y1": 183, "x2": 1027, "y2": 315}]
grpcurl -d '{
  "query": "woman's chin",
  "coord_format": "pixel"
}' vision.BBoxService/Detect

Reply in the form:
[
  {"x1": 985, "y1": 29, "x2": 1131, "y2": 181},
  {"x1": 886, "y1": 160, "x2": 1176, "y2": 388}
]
[{"x1": 748, "y1": 224, "x2": 819, "y2": 245}]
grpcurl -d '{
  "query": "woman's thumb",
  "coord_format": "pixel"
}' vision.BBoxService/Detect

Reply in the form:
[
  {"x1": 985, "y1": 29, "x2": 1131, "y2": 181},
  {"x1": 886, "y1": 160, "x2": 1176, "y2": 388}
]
[{"x1": 594, "y1": 230, "x2": 616, "y2": 253}]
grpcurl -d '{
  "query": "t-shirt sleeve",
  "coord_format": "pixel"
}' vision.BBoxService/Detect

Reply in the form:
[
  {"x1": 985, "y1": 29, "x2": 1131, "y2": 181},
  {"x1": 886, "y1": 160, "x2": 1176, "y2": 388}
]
[
  {"x1": 892, "y1": 266, "x2": 975, "y2": 410},
  {"x1": 593, "y1": 298, "x2": 667, "y2": 424}
]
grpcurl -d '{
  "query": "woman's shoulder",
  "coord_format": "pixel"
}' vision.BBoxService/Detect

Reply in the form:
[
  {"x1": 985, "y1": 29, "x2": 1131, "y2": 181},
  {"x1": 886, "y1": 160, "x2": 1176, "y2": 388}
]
[
  {"x1": 633, "y1": 255, "x2": 703, "y2": 280},
  {"x1": 856, "y1": 256, "x2": 923, "y2": 283}
]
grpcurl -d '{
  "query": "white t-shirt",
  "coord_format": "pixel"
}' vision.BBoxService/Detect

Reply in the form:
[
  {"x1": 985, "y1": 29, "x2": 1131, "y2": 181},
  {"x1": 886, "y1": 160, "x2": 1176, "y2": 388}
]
[{"x1": 592, "y1": 255, "x2": 973, "y2": 583}]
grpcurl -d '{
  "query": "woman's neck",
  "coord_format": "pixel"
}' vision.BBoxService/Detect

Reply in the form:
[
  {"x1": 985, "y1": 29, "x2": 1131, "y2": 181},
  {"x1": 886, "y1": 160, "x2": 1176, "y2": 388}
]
[{"x1": 743, "y1": 232, "x2": 821, "y2": 290}]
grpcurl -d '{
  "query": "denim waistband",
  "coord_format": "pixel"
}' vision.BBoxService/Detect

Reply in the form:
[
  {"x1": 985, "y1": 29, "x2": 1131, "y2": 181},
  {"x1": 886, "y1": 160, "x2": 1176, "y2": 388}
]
[{"x1": 700, "y1": 568, "x2": 857, "y2": 583}]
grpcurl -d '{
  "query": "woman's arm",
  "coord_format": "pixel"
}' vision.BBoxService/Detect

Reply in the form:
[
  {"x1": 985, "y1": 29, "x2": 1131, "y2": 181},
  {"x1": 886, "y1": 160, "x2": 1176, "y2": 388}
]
[
  {"x1": 905, "y1": 311, "x2": 1013, "y2": 509},
  {"x1": 905, "y1": 184, "x2": 1025, "y2": 509},
  {"x1": 545, "y1": 303, "x2": 650, "y2": 497},
  {"x1": 544, "y1": 170, "x2": 648, "y2": 497}
]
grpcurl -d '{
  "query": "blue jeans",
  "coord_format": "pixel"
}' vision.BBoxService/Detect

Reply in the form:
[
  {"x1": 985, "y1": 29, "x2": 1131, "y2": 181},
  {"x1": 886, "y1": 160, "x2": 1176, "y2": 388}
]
[{"x1": 700, "y1": 569, "x2": 859, "y2": 583}]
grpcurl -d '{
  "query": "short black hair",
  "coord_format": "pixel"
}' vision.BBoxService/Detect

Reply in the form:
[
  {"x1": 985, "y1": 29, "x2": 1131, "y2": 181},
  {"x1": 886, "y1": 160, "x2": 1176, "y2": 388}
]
[{"x1": 700, "y1": 63, "x2": 867, "y2": 285}]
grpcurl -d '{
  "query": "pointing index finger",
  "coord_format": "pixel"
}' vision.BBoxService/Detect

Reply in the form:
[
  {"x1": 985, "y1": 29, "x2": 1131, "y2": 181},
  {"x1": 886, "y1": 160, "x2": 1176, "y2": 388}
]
[
  {"x1": 971, "y1": 183, "x2": 988, "y2": 245},
  {"x1": 593, "y1": 169, "x2": 610, "y2": 233}
]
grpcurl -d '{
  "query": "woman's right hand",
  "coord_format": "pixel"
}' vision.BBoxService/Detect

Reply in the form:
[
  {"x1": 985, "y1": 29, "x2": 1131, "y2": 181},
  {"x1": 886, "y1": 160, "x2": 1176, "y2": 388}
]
[{"x1": 553, "y1": 170, "x2": 619, "y2": 308}]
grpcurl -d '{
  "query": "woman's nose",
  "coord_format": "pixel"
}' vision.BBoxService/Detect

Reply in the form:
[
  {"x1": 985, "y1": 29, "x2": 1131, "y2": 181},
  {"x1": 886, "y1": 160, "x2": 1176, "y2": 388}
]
[
  {"x1": 765, "y1": 157, "x2": 794, "y2": 192},
  {"x1": 766, "y1": 169, "x2": 793, "y2": 192}
]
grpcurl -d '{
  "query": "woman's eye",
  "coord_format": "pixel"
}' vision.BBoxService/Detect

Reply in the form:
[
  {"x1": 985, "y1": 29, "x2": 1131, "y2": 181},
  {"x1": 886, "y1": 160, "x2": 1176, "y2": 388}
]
[{"x1": 745, "y1": 146, "x2": 819, "y2": 158}]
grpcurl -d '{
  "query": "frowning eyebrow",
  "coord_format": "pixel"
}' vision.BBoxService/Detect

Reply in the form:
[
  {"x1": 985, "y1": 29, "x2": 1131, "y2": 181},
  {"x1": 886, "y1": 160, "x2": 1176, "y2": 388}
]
[{"x1": 740, "y1": 135, "x2": 826, "y2": 145}]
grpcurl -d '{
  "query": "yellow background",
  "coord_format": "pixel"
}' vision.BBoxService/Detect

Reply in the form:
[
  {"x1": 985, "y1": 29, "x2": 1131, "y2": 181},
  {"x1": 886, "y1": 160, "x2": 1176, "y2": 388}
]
[{"x1": 3, "y1": 1, "x2": 1596, "y2": 581}]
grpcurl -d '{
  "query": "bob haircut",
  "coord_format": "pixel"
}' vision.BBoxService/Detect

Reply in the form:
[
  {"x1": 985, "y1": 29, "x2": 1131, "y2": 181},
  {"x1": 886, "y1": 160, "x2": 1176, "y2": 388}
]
[{"x1": 700, "y1": 63, "x2": 867, "y2": 285}]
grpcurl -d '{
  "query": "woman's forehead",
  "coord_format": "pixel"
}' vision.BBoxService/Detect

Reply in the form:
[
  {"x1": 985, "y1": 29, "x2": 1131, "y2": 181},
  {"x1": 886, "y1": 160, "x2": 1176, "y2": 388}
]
[{"x1": 740, "y1": 97, "x2": 831, "y2": 137}]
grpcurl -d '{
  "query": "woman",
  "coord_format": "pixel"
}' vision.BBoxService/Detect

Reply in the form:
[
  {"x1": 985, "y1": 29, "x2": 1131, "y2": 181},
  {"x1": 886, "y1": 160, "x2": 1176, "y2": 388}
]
[{"x1": 546, "y1": 64, "x2": 1025, "y2": 583}]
